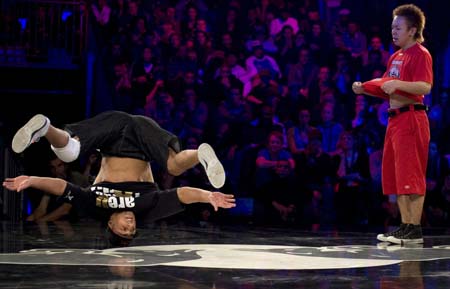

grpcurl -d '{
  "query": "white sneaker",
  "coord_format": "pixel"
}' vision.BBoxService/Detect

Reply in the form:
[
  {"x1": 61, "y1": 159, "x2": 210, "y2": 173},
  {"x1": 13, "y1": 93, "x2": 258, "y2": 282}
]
[
  {"x1": 198, "y1": 143, "x2": 226, "y2": 189},
  {"x1": 12, "y1": 114, "x2": 50, "y2": 153}
]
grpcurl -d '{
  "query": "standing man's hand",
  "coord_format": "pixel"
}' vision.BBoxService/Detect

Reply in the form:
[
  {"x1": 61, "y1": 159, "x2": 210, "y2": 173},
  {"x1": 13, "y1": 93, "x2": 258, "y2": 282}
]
[
  {"x1": 381, "y1": 79, "x2": 399, "y2": 94},
  {"x1": 352, "y1": 81, "x2": 364, "y2": 94}
]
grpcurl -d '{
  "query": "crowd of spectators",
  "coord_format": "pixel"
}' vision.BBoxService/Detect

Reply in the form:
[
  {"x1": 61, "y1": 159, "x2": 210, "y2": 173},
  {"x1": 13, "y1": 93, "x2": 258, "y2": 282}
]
[{"x1": 2, "y1": 0, "x2": 450, "y2": 231}]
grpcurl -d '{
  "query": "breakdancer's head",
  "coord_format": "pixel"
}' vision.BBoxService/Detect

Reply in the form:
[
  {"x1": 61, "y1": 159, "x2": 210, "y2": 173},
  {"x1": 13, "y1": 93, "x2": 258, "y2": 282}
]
[{"x1": 106, "y1": 211, "x2": 137, "y2": 247}]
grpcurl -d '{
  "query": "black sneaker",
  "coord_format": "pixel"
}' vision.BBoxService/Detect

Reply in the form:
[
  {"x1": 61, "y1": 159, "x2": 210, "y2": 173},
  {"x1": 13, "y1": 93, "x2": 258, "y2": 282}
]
[
  {"x1": 376, "y1": 223, "x2": 407, "y2": 242},
  {"x1": 387, "y1": 224, "x2": 423, "y2": 245}
]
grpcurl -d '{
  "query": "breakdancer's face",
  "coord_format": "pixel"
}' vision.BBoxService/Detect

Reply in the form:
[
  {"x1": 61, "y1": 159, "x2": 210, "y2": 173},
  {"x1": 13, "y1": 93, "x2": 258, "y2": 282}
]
[
  {"x1": 391, "y1": 16, "x2": 417, "y2": 48},
  {"x1": 108, "y1": 211, "x2": 137, "y2": 239}
]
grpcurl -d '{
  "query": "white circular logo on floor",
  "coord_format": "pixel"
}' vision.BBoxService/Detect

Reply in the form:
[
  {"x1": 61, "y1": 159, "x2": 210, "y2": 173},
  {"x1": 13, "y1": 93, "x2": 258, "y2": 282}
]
[{"x1": 1, "y1": 244, "x2": 449, "y2": 270}]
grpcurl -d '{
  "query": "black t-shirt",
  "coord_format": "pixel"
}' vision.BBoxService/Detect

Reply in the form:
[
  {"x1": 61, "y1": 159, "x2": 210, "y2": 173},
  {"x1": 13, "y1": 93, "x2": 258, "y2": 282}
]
[{"x1": 60, "y1": 181, "x2": 184, "y2": 223}]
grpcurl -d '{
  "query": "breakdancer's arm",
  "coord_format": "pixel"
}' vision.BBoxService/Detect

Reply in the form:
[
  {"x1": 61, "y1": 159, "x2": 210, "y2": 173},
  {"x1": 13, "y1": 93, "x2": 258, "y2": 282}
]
[
  {"x1": 3, "y1": 175, "x2": 67, "y2": 195},
  {"x1": 177, "y1": 187, "x2": 236, "y2": 211}
]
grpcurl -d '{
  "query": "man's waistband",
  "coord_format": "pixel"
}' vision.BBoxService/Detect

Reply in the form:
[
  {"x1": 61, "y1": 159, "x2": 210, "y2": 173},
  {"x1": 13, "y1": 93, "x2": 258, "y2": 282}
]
[{"x1": 387, "y1": 104, "x2": 428, "y2": 118}]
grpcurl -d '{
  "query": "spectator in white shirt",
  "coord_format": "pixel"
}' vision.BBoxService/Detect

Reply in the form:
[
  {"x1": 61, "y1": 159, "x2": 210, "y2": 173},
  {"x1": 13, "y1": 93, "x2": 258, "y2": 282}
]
[
  {"x1": 91, "y1": 0, "x2": 111, "y2": 26},
  {"x1": 269, "y1": 9, "x2": 299, "y2": 38},
  {"x1": 245, "y1": 43, "x2": 282, "y2": 85},
  {"x1": 215, "y1": 53, "x2": 258, "y2": 97}
]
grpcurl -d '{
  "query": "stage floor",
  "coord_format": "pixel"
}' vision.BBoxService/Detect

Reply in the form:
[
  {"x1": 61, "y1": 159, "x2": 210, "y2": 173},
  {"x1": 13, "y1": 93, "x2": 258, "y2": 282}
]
[{"x1": 1, "y1": 220, "x2": 449, "y2": 288}]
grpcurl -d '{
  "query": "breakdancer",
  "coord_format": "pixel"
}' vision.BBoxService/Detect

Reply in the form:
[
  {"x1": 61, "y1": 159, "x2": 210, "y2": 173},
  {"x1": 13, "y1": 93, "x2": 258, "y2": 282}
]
[{"x1": 6, "y1": 110, "x2": 232, "y2": 246}]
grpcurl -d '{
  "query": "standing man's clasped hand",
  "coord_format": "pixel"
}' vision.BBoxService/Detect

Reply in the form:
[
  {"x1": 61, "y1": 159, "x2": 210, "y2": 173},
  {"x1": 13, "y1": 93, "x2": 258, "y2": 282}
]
[
  {"x1": 380, "y1": 79, "x2": 399, "y2": 94},
  {"x1": 352, "y1": 81, "x2": 364, "y2": 94}
]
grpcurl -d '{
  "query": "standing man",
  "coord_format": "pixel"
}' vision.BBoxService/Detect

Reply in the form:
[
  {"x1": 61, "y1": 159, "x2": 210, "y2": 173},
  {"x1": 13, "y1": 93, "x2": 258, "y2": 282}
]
[{"x1": 352, "y1": 4, "x2": 432, "y2": 244}]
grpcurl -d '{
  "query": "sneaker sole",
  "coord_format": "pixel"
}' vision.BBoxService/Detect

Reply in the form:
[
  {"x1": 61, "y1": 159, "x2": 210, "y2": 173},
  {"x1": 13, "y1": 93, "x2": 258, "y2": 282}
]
[
  {"x1": 12, "y1": 114, "x2": 48, "y2": 153},
  {"x1": 386, "y1": 243, "x2": 424, "y2": 250},
  {"x1": 198, "y1": 143, "x2": 226, "y2": 189},
  {"x1": 386, "y1": 236, "x2": 423, "y2": 245},
  {"x1": 376, "y1": 242, "x2": 392, "y2": 249},
  {"x1": 385, "y1": 245, "x2": 404, "y2": 252}
]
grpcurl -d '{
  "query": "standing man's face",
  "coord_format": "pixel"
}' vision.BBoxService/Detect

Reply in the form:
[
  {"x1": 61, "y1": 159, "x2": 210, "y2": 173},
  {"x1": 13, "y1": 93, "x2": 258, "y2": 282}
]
[{"x1": 391, "y1": 16, "x2": 416, "y2": 48}]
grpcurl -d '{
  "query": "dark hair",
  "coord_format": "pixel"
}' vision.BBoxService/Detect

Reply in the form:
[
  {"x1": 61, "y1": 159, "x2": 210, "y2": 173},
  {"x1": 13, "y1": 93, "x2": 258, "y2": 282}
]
[
  {"x1": 308, "y1": 129, "x2": 323, "y2": 142},
  {"x1": 268, "y1": 130, "x2": 284, "y2": 143},
  {"x1": 393, "y1": 4, "x2": 426, "y2": 43},
  {"x1": 368, "y1": 49, "x2": 382, "y2": 60},
  {"x1": 105, "y1": 226, "x2": 135, "y2": 248}
]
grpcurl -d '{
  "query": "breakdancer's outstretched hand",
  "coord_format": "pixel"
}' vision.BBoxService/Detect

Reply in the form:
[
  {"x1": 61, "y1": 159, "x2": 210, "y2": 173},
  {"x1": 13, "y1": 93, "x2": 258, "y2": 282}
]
[
  {"x1": 3, "y1": 175, "x2": 32, "y2": 192},
  {"x1": 208, "y1": 191, "x2": 236, "y2": 211}
]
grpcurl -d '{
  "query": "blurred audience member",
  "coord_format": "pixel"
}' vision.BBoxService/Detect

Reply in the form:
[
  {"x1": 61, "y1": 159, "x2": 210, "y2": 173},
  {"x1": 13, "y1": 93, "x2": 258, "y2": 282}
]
[
  {"x1": 27, "y1": 155, "x2": 91, "y2": 222},
  {"x1": 254, "y1": 131, "x2": 298, "y2": 226}
]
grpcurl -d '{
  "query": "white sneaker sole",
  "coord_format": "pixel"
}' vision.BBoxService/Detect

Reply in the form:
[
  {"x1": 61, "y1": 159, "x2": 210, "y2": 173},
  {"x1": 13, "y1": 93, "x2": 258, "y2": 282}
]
[
  {"x1": 376, "y1": 242, "x2": 392, "y2": 249},
  {"x1": 198, "y1": 143, "x2": 225, "y2": 189},
  {"x1": 386, "y1": 236, "x2": 423, "y2": 245},
  {"x1": 384, "y1": 243, "x2": 424, "y2": 251},
  {"x1": 12, "y1": 114, "x2": 48, "y2": 153}
]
